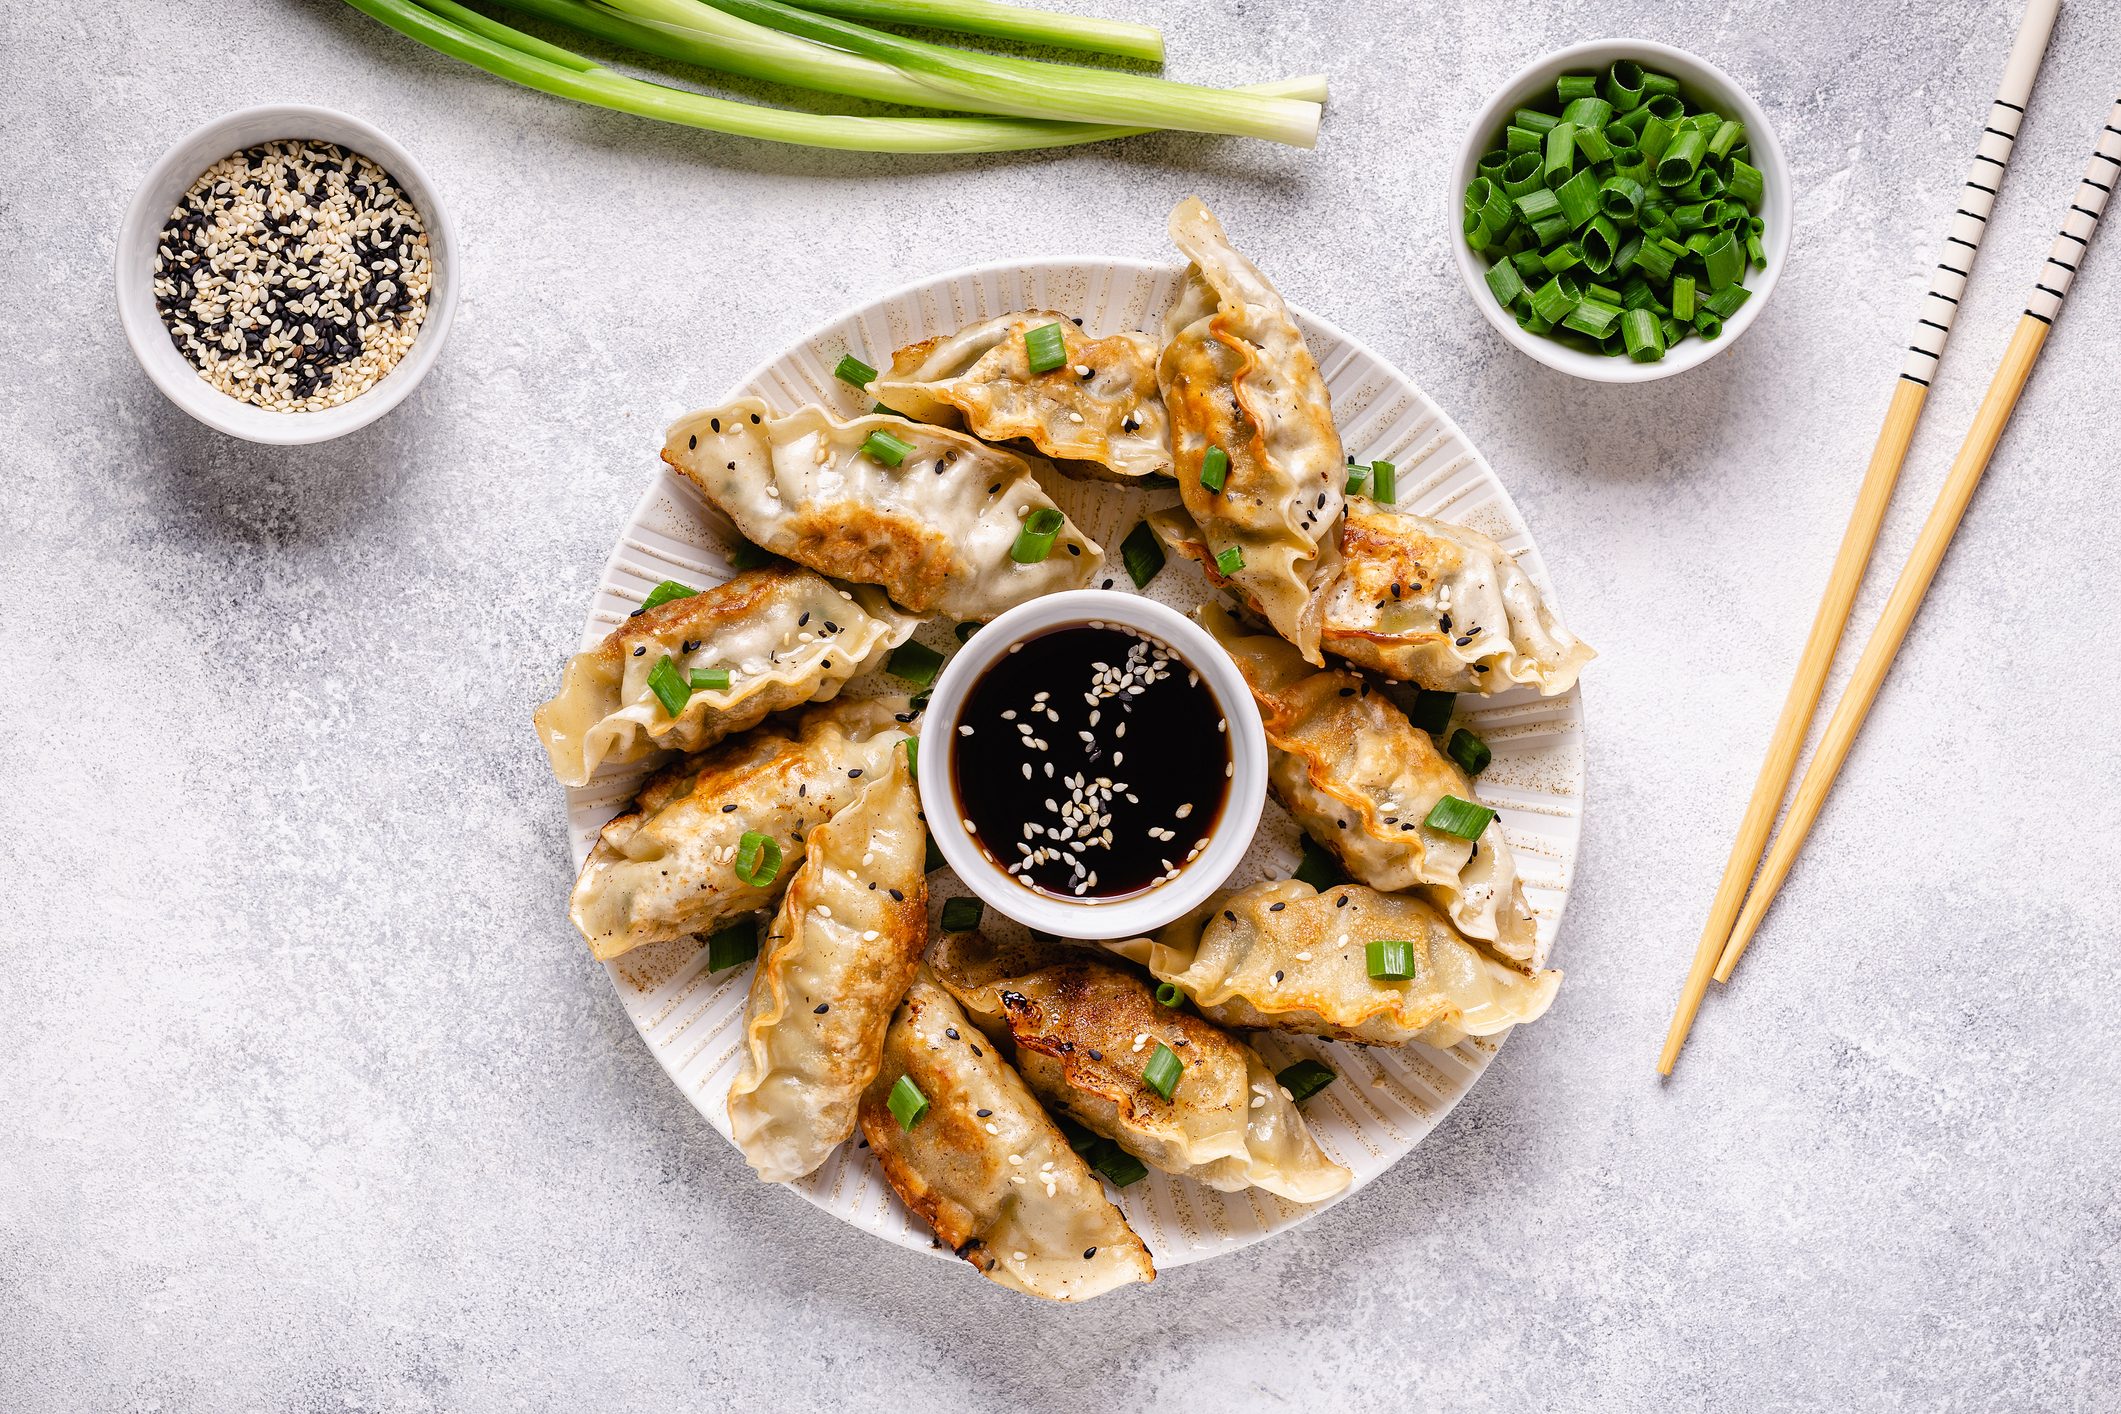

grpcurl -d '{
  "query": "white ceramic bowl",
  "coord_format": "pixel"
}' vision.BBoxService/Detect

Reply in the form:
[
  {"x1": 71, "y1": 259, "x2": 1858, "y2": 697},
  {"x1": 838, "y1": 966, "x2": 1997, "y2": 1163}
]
[
  {"x1": 916, "y1": 590, "x2": 1267, "y2": 941},
  {"x1": 114, "y1": 104, "x2": 459, "y2": 444},
  {"x1": 1449, "y1": 38, "x2": 1792, "y2": 383}
]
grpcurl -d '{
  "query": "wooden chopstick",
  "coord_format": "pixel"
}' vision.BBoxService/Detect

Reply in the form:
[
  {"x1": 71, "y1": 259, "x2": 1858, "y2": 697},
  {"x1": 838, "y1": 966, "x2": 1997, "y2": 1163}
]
[
  {"x1": 1712, "y1": 95, "x2": 2120, "y2": 981},
  {"x1": 1656, "y1": 0, "x2": 2063, "y2": 1076}
]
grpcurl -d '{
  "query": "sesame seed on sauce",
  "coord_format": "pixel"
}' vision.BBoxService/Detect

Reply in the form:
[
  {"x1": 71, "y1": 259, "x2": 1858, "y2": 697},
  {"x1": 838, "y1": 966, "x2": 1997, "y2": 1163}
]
[
  {"x1": 953, "y1": 626, "x2": 1226, "y2": 900},
  {"x1": 152, "y1": 140, "x2": 430, "y2": 413}
]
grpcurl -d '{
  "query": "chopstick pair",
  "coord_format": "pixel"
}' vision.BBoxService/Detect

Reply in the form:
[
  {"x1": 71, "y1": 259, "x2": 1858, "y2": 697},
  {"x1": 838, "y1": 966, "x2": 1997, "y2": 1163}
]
[{"x1": 1661, "y1": 1, "x2": 2118, "y2": 1074}]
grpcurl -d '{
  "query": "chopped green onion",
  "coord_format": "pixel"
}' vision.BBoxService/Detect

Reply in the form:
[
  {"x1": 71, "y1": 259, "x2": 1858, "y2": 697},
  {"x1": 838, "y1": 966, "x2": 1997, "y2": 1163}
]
[
  {"x1": 1292, "y1": 833, "x2": 1345, "y2": 889},
  {"x1": 1530, "y1": 273, "x2": 1582, "y2": 325},
  {"x1": 886, "y1": 1074, "x2": 929, "y2": 1131},
  {"x1": 1552, "y1": 167, "x2": 1601, "y2": 227},
  {"x1": 1141, "y1": 1042, "x2": 1182, "y2": 1100},
  {"x1": 1093, "y1": 1142, "x2": 1147, "y2": 1187},
  {"x1": 705, "y1": 920, "x2": 759, "y2": 972},
  {"x1": 1010, "y1": 507, "x2": 1065, "y2": 563},
  {"x1": 1560, "y1": 95, "x2": 1611, "y2": 131},
  {"x1": 728, "y1": 538, "x2": 775, "y2": 571},
  {"x1": 1406, "y1": 688, "x2": 1455, "y2": 734},
  {"x1": 1604, "y1": 59, "x2": 1645, "y2": 111},
  {"x1": 905, "y1": 735, "x2": 918, "y2": 775},
  {"x1": 1423, "y1": 794, "x2": 1494, "y2": 840},
  {"x1": 1447, "y1": 728, "x2": 1492, "y2": 775},
  {"x1": 1365, "y1": 938, "x2": 1417, "y2": 981},
  {"x1": 1513, "y1": 107, "x2": 1559, "y2": 135},
  {"x1": 1023, "y1": 321, "x2": 1067, "y2": 374},
  {"x1": 954, "y1": 621, "x2": 981, "y2": 644},
  {"x1": 1119, "y1": 520, "x2": 1166, "y2": 588},
  {"x1": 924, "y1": 832, "x2": 944, "y2": 873},
  {"x1": 690, "y1": 667, "x2": 732, "y2": 691},
  {"x1": 871, "y1": 402, "x2": 895, "y2": 415},
  {"x1": 1634, "y1": 235, "x2": 1684, "y2": 285},
  {"x1": 1696, "y1": 229, "x2": 1745, "y2": 290},
  {"x1": 1562, "y1": 297, "x2": 1622, "y2": 339},
  {"x1": 940, "y1": 895, "x2": 984, "y2": 932},
  {"x1": 1693, "y1": 312, "x2": 1723, "y2": 340},
  {"x1": 1485, "y1": 258, "x2": 1528, "y2": 309},
  {"x1": 1670, "y1": 274, "x2": 1698, "y2": 321},
  {"x1": 834, "y1": 353, "x2": 876, "y2": 387},
  {"x1": 1276, "y1": 1058, "x2": 1337, "y2": 1102},
  {"x1": 1621, "y1": 307, "x2": 1665, "y2": 362},
  {"x1": 1580, "y1": 216, "x2": 1621, "y2": 274},
  {"x1": 647, "y1": 655, "x2": 692, "y2": 716},
  {"x1": 1598, "y1": 174, "x2": 1644, "y2": 221},
  {"x1": 1213, "y1": 545, "x2": 1245, "y2": 576},
  {"x1": 640, "y1": 579, "x2": 696, "y2": 611},
  {"x1": 1656, "y1": 127, "x2": 1707, "y2": 187},
  {"x1": 861, "y1": 429, "x2": 915, "y2": 466},
  {"x1": 1554, "y1": 73, "x2": 1597, "y2": 104},
  {"x1": 887, "y1": 640, "x2": 944, "y2": 686},
  {"x1": 1541, "y1": 241, "x2": 1585, "y2": 275},
  {"x1": 734, "y1": 830, "x2": 783, "y2": 887},
  {"x1": 1369, "y1": 459, "x2": 1396, "y2": 504},
  {"x1": 1640, "y1": 70, "x2": 1680, "y2": 98},
  {"x1": 1154, "y1": 981, "x2": 1185, "y2": 1008},
  {"x1": 1505, "y1": 124, "x2": 1542, "y2": 154},
  {"x1": 1198, "y1": 445, "x2": 1230, "y2": 492},
  {"x1": 1701, "y1": 284, "x2": 1752, "y2": 320},
  {"x1": 1727, "y1": 159, "x2": 1764, "y2": 209},
  {"x1": 1499, "y1": 151, "x2": 1545, "y2": 197},
  {"x1": 1574, "y1": 123, "x2": 1613, "y2": 164},
  {"x1": 1543, "y1": 120, "x2": 1577, "y2": 182}
]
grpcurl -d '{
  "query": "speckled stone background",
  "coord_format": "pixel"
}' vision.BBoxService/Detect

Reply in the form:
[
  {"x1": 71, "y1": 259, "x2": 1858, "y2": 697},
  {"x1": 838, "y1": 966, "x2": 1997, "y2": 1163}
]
[{"x1": 4, "y1": 1, "x2": 2118, "y2": 1409}]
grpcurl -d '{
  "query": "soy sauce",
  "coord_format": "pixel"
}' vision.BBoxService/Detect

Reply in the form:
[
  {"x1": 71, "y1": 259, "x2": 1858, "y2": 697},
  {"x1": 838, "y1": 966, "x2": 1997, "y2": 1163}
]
[{"x1": 952, "y1": 623, "x2": 1229, "y2": 901}]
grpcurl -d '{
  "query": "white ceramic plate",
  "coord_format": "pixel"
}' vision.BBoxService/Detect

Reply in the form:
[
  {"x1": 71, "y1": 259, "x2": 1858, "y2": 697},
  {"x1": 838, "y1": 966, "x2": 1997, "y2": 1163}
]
[{"x1": 562, "y1": 258, "x2": 1586, "y2": 1271}]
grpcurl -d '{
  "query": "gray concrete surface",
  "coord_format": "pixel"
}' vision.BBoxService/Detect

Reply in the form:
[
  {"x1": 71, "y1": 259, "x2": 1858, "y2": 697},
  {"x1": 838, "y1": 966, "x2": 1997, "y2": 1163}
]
[{"x1": 4, "y1": 2, "x2": 2117, "y2": 1409}]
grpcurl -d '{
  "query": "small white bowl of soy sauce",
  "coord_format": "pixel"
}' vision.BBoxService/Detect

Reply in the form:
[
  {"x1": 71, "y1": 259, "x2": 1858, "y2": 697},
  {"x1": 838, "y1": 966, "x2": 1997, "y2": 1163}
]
[{"x1": 918, "y1": 591, "x2": 1268, "y2": 941}]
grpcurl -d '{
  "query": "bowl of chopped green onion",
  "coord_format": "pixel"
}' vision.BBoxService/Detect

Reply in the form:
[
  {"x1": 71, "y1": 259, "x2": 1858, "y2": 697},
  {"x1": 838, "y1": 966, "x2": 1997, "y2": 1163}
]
[{"x1": 1450, "y1": 39, "x2": 1789, "y2": 381}]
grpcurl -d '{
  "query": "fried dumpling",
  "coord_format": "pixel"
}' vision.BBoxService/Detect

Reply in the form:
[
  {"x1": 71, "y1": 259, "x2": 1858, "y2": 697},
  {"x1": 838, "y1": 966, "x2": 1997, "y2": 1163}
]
[
  {"x1": 1150, "y1": 502, "x2": 1593, "y2": 696},
  {"x1": 661, "y1": 398, "x2": 1102, "y2": 620},
  {"x1": 1116, "y1": 880, "x2": 1561, "y2": 1047},
  {"x1": 1159, "y1": 198, "x2": 1345, "y2": 663},
  {"x1": 533, "y1": 565, "x2": 918, "y2": 788},
  {"x1": 858, "y1": 971, "x2": 1156, "y2": 1302},
  {"x1": 1199, "y1": 605, "x2": 1543, "y2": 969},
  {"x1": 568, "y1": 697, "x2": 911, "y2": 961},
  {"x1": 870, "y1": 311, "x2": 1172, "y2": 482},
  {"x1": 727, "y1": 746, "x2": 927, "y2": 1182},
  {"x1": 930, "y1": 931, "x2": 1349, "y2": 1204}
]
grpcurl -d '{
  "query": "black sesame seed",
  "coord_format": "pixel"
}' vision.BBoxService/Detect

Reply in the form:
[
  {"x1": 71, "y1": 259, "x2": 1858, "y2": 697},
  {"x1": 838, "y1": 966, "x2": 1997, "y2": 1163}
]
[
  {"x1": 1269, "y1": 902, "x2": 1286, "y2": 911},
  {"x1": 946, "y1": 1027, "x2": 960, "y2": 1039},
  {"x1": 632, "y1": 646, "x2": 646, "y2": 657},
  {"x1": 814, "y1": 1003, "x2": 829, "y2": 1014},
  {"x1": 722, "y1": 804, "x2": 738, "y2": 813},
  {"x1": 976, "y1": 1108, "x2": 992, "y2": 1117}
]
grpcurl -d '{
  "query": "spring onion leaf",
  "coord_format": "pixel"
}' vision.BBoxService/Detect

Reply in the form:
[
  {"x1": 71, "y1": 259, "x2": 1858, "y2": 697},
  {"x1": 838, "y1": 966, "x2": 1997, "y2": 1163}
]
[
  {"x1": 1423, "y1": 795, "x2": 1494, "y2": 840},
  {"x1": 1370, "y1": 459, "x2": 1396, "y2": 504},
  {"x1": 1344, "y1": 462, "x2": 1371, "y2": 496},
  {"x1": 727, "y1": 538, "x2": 776, "y2": 570},
  {"x1": 887, "y1": 1075, "x2": 929, "y2": 1131},
  {"x1": 1120, "y1": 520, "x2": 1166, "y2": 588},
  {"x1": 924, "y1": 832, "x2": 944, "y2": 873},
  {"x1": 1011, "y1": 507, "x2": 1065, "y2": 563},
  {"x1": 647, "y1": 655, "x2": 692, "y2": 716},
  {"x1": 834, "y1": 353, "x2": 876, "y2": 386},
  {"x1": 1198, "y1": 445, "x2": 1230, "y2": 492},
  {"x1": 1154, "y1": 981, "x2": 1185, "y2": 1009},
  {"x1": 888, "y1": 640, "x2": 945, "y2": 686},
  {"x1": 1447, "y1": 727, "x2": 1492, "y2": 775},
  {"x1": 1141, "y1": 1042, "x2": 1182, "y2": 1100},
  {"x1": 734, "y1": 830, "x2": 783, "y2": 886},
  {"x1": 1213, "y1": 545, "x2": 1245, "y2": 577},
  {"x1": 691, "y1": 667, "x2": 733, "y2": 691},
  {"x1": 785, "y1": 0, "x2": 1163, "y2": 63},
  {"x1": 940, "y1": 896, "x2": 984, "y2": 932},
  {"x1": 1276, "y1": 1058, "x2": 1337, "y2": 1102},
  {"x1": 1404, "y1": 688, "x2": 1454, "y2": 734},
  {"x1": 1366, "y1": 938, "x2": 1417, "y2": 981},
  {"x1": 640, "y1": 579, "x2": 696, "y2": 612}
]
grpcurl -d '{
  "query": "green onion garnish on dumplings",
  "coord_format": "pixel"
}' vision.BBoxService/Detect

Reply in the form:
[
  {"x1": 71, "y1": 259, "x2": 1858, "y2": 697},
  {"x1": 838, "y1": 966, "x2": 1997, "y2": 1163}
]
[
  {"x1": 1423, "y1": 795, "x2": 1495, "y2": 840},
  {"x1": 734, "y1": 830, "x2": 783, "y2": 887},
  {"x1": 639, "y1": 579, "x2": 696, "y2": 611}
]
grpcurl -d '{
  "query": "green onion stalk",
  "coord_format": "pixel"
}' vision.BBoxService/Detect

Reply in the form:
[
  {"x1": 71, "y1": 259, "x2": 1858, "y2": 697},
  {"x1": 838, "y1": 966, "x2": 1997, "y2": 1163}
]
[
  {"x1": 344, "y1": 0, "x2": 1324, "y2": 153},
  {"x1": 346, "y1": 0, "x2": 1253, "y2": 153},
  {"x1": 782, "y1": 0, "x2": 1165, "y2": 65},
  {"x1": 637, "y1": 0, "x2": 1321, "y2": 145}
]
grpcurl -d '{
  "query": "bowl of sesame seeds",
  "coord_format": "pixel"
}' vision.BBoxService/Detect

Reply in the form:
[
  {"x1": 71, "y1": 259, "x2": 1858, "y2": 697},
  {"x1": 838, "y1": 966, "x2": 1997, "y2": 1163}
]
[{"x1": 115, "y1": 104, "x2": 458, "y2": 444}]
